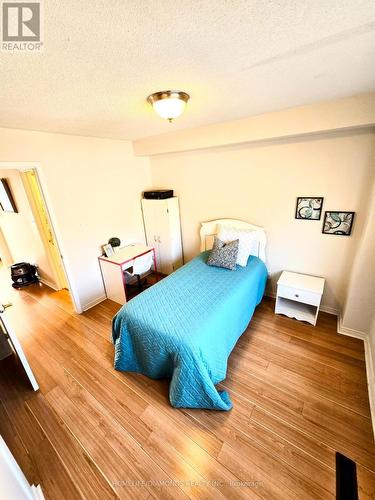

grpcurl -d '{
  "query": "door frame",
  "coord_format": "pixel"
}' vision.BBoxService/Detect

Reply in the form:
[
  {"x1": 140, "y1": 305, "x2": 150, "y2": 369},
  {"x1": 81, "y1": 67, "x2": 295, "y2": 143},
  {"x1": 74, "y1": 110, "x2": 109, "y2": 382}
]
[
  {"x1": 22, "y1": 169, "x2": 69, "y2": 291},
  {"x1": 0, "y1": 226, "x2": 12, "y2": 267},
  {"x1": 0, "y1": 162, "x2": 81, "y2": 313}
]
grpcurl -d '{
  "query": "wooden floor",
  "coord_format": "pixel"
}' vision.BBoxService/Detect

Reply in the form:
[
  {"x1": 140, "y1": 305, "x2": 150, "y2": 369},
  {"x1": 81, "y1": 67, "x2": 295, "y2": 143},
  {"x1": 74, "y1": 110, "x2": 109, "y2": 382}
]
[{"x1": 0, "y1": 279, "x2": 375, "y2": 499}]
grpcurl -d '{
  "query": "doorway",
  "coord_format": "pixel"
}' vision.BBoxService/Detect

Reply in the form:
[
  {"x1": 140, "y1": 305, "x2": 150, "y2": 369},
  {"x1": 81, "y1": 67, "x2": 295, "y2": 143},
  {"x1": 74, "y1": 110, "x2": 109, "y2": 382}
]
[
  {"x1": 0, "y1": 163, "x2": 78, "y2": 313},
  {"x1": 22, "y1": 169, "x2": 69, "y2": 291}
]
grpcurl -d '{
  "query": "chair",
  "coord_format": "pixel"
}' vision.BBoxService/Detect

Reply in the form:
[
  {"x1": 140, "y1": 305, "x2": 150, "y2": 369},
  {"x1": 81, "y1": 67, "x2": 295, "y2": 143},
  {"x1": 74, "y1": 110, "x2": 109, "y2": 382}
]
[{"x1": 124, "y1": 252, "x2": 153, "y2": 291}]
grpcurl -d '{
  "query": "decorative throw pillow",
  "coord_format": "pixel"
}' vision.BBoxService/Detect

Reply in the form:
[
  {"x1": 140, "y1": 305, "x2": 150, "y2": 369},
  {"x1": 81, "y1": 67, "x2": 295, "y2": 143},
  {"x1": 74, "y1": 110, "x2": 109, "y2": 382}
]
[
  {"x1": 207, "y1": 237, "x2": 239, "y2": 270},
  {"x1": 217, "y1": 225, "x2": 258, "y2": 267}
]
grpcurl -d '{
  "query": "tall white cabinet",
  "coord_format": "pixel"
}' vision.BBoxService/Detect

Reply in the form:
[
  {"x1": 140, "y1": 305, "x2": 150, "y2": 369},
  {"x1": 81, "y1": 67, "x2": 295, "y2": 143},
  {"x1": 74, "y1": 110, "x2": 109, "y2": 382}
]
[{"x1": 141, "y1": 197, "x2": 183, "y2": 275}]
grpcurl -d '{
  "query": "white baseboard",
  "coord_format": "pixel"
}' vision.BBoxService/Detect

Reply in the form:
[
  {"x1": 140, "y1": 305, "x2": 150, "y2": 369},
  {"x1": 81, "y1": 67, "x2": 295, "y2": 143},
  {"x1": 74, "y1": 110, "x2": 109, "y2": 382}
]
[
  {"x1": 82, "y1": 294, "x2": 107, "y2": 312},
  {"x1": 337, "y1": 315, "x2": 367, "y2": 340},
  {"x1": 39, "y1": 278, "x2": 58, "y2": 291},
  {"x1": 319, "y1": 304, "x2": 339, "y2": 316},
  {"x1": 337, "y1": 315, "x2": 375, "y2": 440},
  {"x1": 364, "y1": 338, "x2": 375, "y2": 440}
]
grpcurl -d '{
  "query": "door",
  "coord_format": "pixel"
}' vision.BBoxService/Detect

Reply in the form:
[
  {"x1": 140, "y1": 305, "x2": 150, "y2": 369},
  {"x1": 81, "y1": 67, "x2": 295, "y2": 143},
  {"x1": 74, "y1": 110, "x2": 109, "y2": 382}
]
[
  {"x1": 142, "y1": 199, "x2": 173, "y2": 274},
  {"x1": 0, "y1": 436, "x2": 44, "y2": 499},
  {"x1": 141, "y1": 200, "x2": 160, "y2": 268},
  {"x1": 0, "y1": 303, "x2": 39, "y2": 391},
  {"x1": 0, "y1": 227, "x2": 12, "y2": 267},
  {"x1": 152, "y1": 201, "x2": 172, "y2": 274},
  {"x1": 22, "y1": 170, "x2": 69, "y2": 290}
]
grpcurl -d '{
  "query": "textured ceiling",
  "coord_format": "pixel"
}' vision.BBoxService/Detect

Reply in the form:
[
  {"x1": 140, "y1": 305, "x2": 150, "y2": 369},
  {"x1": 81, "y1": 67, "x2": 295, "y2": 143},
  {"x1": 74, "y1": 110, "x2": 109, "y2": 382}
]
[{"x1": 1, "y1": 0, "x2": 375, "y2": 140}]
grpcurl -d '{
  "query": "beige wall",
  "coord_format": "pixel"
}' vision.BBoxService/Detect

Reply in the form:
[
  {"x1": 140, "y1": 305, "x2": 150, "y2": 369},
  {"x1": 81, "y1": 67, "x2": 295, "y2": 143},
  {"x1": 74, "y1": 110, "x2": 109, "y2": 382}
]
[
  {"x1": 134, "y1": 92, "x2": 375, "y2": 156},
  {"x1": 150, "y1": 130, "x2": 375, "y2": 311},
  {"x1": 0, "y1": 128, "x2": 151, "y2": 311},
  {"x1": 343, "y1": 177, "x2": 375, "y2": 332},
  {"x1": 0, "y1": 169, "x2": 56, "y2": 285}
]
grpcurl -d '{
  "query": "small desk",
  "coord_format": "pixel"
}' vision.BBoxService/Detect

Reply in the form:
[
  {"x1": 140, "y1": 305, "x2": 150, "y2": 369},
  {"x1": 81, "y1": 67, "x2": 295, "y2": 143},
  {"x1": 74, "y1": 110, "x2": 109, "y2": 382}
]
[{"x1": 98, "y1": 245, "x2": 156, "y2": 305}]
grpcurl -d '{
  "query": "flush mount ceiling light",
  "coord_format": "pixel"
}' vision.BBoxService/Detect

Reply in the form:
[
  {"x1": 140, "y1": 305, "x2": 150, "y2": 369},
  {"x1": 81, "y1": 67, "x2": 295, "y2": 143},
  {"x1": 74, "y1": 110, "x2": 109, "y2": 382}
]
[{"x1": 147, "y1": 90, "x2": 190, "y2": 122}]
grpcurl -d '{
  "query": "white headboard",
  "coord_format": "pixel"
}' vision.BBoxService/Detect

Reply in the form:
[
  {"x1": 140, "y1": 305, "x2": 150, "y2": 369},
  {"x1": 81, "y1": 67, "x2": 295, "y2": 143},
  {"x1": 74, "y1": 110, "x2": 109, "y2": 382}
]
[{"x1": 200, "y1": 219, "x2": 267, "y2": 263}]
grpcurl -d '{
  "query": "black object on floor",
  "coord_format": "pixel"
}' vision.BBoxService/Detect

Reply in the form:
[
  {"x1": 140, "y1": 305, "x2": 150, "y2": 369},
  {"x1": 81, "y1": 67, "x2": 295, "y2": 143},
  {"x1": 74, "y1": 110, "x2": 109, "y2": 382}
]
[
  {"x1": 11, "y1": 262, "x2": 39, "y2": 288},
  {"x1": 336, "y1": 452, "x2": 358, "y2": 500}
]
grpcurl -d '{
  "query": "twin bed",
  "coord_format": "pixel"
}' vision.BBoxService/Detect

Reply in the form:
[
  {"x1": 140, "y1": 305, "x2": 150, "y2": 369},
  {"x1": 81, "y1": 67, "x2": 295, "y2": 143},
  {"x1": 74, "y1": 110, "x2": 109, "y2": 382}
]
[{"x1": 112, "y1": 219, "x2": 267, "y2": 410}]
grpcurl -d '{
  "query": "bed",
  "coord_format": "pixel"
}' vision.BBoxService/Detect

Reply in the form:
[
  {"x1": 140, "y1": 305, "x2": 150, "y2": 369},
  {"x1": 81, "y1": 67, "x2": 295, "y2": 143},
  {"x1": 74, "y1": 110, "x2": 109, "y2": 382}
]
[{"x1": 112, "y1": 219, "x2": 267, "y2": 410}]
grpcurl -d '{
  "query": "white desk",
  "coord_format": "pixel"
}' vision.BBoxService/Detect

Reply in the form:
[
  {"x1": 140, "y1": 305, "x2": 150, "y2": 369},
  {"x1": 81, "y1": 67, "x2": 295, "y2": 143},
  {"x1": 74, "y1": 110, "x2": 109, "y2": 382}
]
[{"x1": 98, "y1": 244, "x2": 156, "y2": 305}]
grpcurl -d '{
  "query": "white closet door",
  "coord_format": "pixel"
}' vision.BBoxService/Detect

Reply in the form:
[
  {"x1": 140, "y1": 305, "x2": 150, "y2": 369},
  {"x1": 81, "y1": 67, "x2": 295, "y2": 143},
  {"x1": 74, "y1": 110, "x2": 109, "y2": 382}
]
[
  {"x1": 142, "y1": 199, "x2": 173, "y2": 274},
  {"x1": 153, "y1": 201, "x2": 173, "y2": 274},
  {"x1": 142, "y1": 199, "x2": 158, "y2": 266},
  {"x1": 166, "y1": 198, "x2": 183, "y2": 271}
]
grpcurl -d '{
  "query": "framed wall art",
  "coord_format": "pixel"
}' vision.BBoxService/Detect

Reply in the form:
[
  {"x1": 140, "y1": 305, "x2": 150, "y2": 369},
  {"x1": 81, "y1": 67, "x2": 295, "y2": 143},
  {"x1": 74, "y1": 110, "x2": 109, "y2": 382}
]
[
  {"x1": 322, "y1": 211, "x2": 355, "y2": 236},
  {"x1": 295, "y1": 197, "x2": 323, "y2": 220}
]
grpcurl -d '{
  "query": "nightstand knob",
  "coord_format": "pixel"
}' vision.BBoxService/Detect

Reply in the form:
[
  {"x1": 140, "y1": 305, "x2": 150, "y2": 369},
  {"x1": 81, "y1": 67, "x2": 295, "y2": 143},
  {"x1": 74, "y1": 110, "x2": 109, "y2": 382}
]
[{"x1": 295, "y1": 294, "x2": 299, "y2": 298}]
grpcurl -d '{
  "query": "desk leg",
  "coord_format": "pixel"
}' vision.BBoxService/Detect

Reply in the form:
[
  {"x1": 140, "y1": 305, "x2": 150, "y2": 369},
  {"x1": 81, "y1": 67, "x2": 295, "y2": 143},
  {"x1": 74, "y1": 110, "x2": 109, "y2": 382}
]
[
  {"x1": 99, "y1": 259, "x2": 127, "y2": 305},
  {"x1": 122, "y1": 265, "x2": 128, "y2": 302}
]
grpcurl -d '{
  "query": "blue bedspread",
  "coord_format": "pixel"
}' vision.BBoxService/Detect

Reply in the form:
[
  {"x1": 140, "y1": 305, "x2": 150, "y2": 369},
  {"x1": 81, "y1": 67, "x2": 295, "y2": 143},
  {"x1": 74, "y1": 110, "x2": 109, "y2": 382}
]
[{"x1": 112, "y1": 251, "x2": 267, "y2": 410}]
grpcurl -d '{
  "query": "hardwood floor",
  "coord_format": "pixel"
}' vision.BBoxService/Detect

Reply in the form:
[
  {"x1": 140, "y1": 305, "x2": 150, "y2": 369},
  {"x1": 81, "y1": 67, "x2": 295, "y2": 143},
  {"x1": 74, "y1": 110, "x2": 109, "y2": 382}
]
[{"x1": 0, "y1": 279, "x2": 374, "y2": 499}]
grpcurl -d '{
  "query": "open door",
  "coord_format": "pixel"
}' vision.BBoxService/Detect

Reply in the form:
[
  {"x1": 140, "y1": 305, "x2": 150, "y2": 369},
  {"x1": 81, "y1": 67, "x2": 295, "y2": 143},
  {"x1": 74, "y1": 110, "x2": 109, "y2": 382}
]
[
  {"x1": 0, "y1": 303, "x2": 39, "y2": 391},
  {"x1": 22, "y1": 170, "x2": 69, "y2": 290},
  {"x1": 0, "y1": 227, "x2": 12, "y2": 268},
  {"x1": 0, "y1": 436, "x2": 44, "y2": 499}
]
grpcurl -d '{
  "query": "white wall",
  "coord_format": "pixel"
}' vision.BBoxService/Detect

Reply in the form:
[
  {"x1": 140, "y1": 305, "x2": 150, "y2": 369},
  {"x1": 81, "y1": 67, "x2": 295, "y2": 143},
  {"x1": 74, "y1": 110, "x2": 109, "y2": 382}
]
[
  {"x1": 340, "y1": 176, "x2": 375, "y2": 430},
  {"x1": 134, "y1": 92, "x2": 375, "y2": 156},
  {"x1": 342, "y1": 177, "x2": 375, "y2": 333},
  {"x1": 150, "y1": 131, "x2": 375, "y2": 311},
  {"x1": 0, "y1": 169, "x2": 56, "y2": 285},
  {"x1": 0, "y1": 128, "x2": 151, "y2": 311}
]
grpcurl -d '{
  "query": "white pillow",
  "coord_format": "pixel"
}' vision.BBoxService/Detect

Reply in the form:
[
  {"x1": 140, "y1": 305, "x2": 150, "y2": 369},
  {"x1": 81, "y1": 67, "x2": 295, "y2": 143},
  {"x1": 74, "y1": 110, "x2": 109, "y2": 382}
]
[{"x1": 217, "y1": 225, "x2": 259, "y2": 267}]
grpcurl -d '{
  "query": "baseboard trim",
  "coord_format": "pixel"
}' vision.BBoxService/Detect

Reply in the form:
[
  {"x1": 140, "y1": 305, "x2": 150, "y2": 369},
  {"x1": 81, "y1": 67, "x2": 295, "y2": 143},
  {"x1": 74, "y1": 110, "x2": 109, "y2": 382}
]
[
  {"x1": 337, "y1": 316, "x2": 367, "y2": 340},
  {"x1": 320, "y1": 304, "x2": 339, "y2": 316},
  {"x1": 364, "y1": 338, "x2": 375, "y2": 440},
  {"x1": 82, "y1": 294, "x2": 107, "y2": 312},
  {"x1": 337, "y1": 315, "x2": 375, "y2": 440},
  {"x1": 39, "y1": 278, "x2": 58, "y2": 291}
]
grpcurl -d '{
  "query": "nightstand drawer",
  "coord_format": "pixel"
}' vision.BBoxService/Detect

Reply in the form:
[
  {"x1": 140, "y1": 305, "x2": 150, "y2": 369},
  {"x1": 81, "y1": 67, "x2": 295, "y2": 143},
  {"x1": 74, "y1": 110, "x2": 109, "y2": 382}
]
[{"x1": 277, "y1": 284, "x2": 321, "y2": 306}]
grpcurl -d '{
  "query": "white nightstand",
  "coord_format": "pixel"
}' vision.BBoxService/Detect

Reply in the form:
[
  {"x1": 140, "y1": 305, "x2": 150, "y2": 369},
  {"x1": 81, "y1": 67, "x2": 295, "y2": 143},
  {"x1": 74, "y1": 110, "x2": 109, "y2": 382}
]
[{"x1": 275, "y1": 271, "x2": 325, "y2": 326}]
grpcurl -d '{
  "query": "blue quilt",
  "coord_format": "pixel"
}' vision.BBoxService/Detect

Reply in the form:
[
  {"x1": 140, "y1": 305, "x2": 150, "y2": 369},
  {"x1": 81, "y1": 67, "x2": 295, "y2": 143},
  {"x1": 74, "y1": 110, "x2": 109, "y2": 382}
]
[{"x1": 112, "y1": 251, "x2": 267, "y2": 410}]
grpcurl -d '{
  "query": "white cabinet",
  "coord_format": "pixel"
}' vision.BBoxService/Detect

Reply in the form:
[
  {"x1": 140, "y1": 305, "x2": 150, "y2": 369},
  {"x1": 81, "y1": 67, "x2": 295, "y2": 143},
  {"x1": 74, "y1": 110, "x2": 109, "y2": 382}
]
[
  {"x1": 141, "y1": 197, "x2": 183, "y2": 275},
  {"x1": 275, "y1": 271, "x2": 325, "y2": 326}
]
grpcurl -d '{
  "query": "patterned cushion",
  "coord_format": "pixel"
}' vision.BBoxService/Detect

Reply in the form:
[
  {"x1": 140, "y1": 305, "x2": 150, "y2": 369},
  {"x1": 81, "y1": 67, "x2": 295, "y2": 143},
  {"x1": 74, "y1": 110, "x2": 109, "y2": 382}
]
[
  {"x1": 217, "y1": 225, "x2": 258, "y2": 267},
  {"x1": 206, "y1": 237, "x2": 239, "y2": 270}
]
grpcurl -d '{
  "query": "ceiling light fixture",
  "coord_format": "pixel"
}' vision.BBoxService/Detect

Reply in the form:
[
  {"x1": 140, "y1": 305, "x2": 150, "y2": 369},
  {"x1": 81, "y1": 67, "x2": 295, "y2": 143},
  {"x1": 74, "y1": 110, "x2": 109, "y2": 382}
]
[{"x1": 147, "y1": 90, "x2": 190, "y2": 122}]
